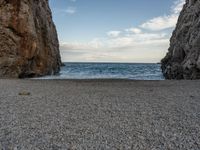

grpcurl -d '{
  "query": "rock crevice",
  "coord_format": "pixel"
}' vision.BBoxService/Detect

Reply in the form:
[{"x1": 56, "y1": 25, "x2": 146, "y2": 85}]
[{"x1": 0, "y1": 0, "x2": 61, "y2": 78}]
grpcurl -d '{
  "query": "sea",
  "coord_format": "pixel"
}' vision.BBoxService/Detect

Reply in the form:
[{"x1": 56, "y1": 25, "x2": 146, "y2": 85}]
[{"x1": 37, "y1": 62, "x2": 164, "y2": 80}]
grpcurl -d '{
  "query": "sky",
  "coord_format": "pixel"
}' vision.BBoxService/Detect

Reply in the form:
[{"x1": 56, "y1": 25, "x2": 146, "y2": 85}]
[{"x1": 49, "y1": 0, "x2": 185, "y2": 63}]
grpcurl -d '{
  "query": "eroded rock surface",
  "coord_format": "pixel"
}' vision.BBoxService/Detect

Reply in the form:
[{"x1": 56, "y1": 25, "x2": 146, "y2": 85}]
[
  {"x1": 0, "y1": 0, "x2": 61, "y2": 78},
  {"x1": 161, "y1": 0, "x2": 200, "y2": 79}
]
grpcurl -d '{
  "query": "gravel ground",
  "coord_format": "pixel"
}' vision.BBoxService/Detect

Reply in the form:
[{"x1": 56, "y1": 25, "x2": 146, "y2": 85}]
[{"x1": 0, "y1": 79, "x2": 200, "y2": 150}]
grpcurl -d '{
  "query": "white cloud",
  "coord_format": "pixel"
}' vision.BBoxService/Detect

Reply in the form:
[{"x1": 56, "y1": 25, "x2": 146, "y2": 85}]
[
  {"x1": 60, "y1": 33, "x2": 168, "y2": 51},
  {"x1": 107, "y1": 31, "x2": 121, "y2": 38},
  {"x1": 60, "y1": 38, "x2": 103, "y2": 51},
  {"x1": 60, "y1": 32, "x2": 169, "y2": 62},
  {"x1": 60, "y1": 38, "x2": 168, "y2": 62},
  {"x1": 172, "y1": 0, "x2": 185, "y2": 14},
  {"x1": 107, "y1": 33, "x2": 168, "y2": 49},
  {"x1": 140, "y1": 14, "x2": 179, "y2": 31},
  {"x1": 125, "y1": 28, "x2": 142, "y2": 34},
  {"x1": 65, "y1": 7, "x2": 77, "y2": 14},
  {"x1": 70, "y1": 0, "x2": 77, "y2": 2},
  {"x1": 140, "y1": 0, "x2": 185, "y2": 31}
]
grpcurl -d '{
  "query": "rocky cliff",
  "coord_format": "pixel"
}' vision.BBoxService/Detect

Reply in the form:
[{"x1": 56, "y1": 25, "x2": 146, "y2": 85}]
[
  {"x1": 161, "y1": 0, "x2": 200, "y2": 79},
  {"x1": 0, "y1": 0, "x2": 61, "y2": 78}
]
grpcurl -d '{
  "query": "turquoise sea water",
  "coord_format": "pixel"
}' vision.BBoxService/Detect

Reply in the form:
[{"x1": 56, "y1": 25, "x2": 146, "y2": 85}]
[{"x1": 38, "y1": 63, "x2": 164, "y2": 80}]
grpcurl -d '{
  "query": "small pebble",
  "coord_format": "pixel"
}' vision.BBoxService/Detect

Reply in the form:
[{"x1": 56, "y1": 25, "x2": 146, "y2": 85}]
[{"x1": 18, "y1": 91, "x2": 31, "y2": 96}]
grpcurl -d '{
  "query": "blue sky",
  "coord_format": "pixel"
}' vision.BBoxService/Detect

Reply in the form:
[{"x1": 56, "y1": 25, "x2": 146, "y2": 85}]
[{"x1": 49, "y1": 0, "x2": 185, "y2": 62}]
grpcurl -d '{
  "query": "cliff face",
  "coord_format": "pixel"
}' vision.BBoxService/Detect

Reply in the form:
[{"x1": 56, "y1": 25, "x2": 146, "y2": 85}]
[
  {"x1": 0, "y1": 0, "x2": 61, "y2": 78},
  {"x1": 161, "y1": 0, "x2": 200, "y2": 79}
]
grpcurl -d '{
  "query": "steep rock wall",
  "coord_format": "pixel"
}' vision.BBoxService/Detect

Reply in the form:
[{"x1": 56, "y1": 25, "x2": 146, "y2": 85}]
[
  {"x1": 0, "y1": 0, "x2": 61, "y2": 78},
  {"x1": 161, "y1": 0, "x2": 200, "y2": 79}
]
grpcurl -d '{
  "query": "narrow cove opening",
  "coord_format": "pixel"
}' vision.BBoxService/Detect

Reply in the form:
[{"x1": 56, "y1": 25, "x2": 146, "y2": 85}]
[{"x1": 42, "y1": 0, "x2": 186, "y2": 80}]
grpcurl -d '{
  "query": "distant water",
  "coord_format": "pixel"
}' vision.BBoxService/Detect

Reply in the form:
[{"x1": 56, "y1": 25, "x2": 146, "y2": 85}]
[{"x1": 37, "y1": 63, "x2": 164, "y2": 80}]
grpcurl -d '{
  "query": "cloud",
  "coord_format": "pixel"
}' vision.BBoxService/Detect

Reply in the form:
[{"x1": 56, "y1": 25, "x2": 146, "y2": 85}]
[
  {"x1": 172, "y1": 0, "x2": 185, "y2": 14},
  {"x1": 70, "y1": 0, "x2": 77, "y2": 2},
  {"x1": 140, "y1": 14, "x2": 179, "y2": 31},
  {"x1": 60, "y1": 39, "x2": 168, "y2": 62},
  {"x1": 60, "y1": 32, "x2": 168, "y2": 51},
  {"x1": 60, "y1": 31, "x2": 169, "y2": 62},
  {"x1": 65, "y1": 7, "x2": 77, "y2": 14},
  {"x1": 140, "y1": 0, "x2": 185, "y2": 31},
  {"x1": 107, "y1": 33, "x2": 169, "y2": 49},
  {"x1": 60, "y1": 38, "x2": 103, "y2": 50},
  {"x1": 107, "y1": 31, "x2": 121, "y2": 38},
  {"x1": 125, "y1": 27, "x2": 142, "y2": 34}
]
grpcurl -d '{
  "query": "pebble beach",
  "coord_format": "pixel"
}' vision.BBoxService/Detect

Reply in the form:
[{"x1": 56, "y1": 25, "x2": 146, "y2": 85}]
[{"x1": 0, "y1": 79, "x2": 200, "y2": 149}]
